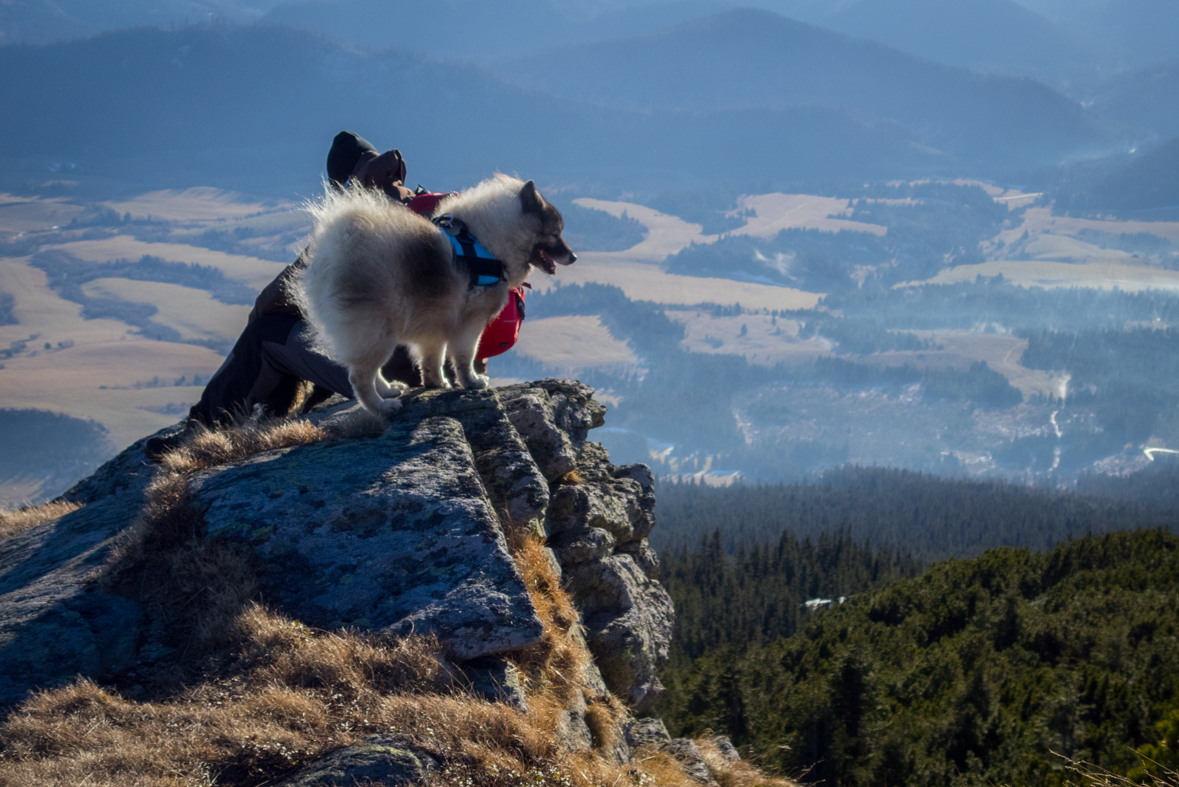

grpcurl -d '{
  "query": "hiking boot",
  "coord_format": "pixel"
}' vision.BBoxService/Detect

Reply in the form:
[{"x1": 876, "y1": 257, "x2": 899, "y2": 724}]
[{"x1": 144, "y1": 420, "x2": 200, "y2": 463}]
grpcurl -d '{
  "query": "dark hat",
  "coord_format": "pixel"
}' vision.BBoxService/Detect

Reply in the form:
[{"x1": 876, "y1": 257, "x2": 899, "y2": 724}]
[{"x1": 326, "y1": 131, "x2": 377, "y2": 187}]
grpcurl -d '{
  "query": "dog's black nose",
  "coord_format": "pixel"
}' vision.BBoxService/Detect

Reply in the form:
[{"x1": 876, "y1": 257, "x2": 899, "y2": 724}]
[{"x1": 567, "y1": 252, "x2": 577, "y2": 264}]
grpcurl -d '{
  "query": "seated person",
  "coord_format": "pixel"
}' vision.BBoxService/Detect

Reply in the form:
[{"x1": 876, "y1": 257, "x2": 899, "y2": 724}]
[{"x1": 145, "y1": 132, "x2": 526, "y2": 459}]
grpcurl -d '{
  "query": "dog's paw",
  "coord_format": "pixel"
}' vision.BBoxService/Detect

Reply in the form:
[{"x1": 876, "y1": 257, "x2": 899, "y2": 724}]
[
  {"x1": 462, "y1": 373, "x2": 490, "y2": 390},
  {"x1": 379, "y1": 381, "x2": 408, "y2": 398},
  {"x1": 379, "y1": 397, "x2": 403, "y2": 415}
]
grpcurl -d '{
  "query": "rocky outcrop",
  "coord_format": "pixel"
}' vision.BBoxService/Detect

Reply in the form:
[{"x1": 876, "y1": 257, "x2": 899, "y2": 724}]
[{"x1": 0, "y1": 380, "x2": 674, "y2": 736}]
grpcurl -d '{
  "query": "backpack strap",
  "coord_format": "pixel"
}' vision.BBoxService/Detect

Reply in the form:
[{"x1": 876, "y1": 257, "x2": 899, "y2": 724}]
[{"x1": 433, "y1": 214, "x2": 506, "y2": 289}]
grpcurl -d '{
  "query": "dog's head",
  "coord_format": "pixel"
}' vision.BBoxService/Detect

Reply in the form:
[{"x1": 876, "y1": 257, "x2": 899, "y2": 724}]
[{"x1": 519, "y1": 180, "x2": 576, "y2": 275}]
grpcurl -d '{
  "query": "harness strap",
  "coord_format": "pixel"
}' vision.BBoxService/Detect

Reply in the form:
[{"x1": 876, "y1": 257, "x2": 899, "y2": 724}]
[{"x1": 433, "y1": 214, "x2": 506, "y2": 289}]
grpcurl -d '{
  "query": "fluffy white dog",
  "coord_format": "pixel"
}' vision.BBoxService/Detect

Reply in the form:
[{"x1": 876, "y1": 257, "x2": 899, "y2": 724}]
[{"x1": 295, "y1": 174, "x2": 575, "y2": 417}]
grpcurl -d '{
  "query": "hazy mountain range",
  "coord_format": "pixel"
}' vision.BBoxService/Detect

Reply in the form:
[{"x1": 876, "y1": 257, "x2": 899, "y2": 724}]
[
  {"x1": 1, "y1": 1, "x2": 1174, "y2": 206},
  {"x1": 0, "y1": 7, "x2": 1137, "y2": 200},
  {"x1": 8, "y1": 0, "x2": 1178, "y2": 89}
]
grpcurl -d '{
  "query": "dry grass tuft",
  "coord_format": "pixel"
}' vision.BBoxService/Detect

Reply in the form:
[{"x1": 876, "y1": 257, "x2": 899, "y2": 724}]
[
  {"x1": 0, "y1": 500, "x2": 81, "y2": 540},
  {"x1": 231, "y1": 604, "x2": 451, "y2": 699},
  {"x1": 504, "y1": 527, "x2": 590, "y2": 709},
  {"x1": 695, "y1": 737, "x2": 800, "y2": 787},
  {"x1": 1063, "y1": 755, "x2": 1179, "y2": 787},
  {"x1": 158, "y1": 417, "x2": 327, "y2": 475},
  {"x1": 101, "y1": 470, "x2": 258, "y2": 658},
  {"x1": 554, "y1": 470, "x2": 585, "y2": 486}
]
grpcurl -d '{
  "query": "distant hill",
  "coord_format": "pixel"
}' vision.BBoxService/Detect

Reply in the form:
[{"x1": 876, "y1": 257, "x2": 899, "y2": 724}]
[
  {"x1": 0, "y1": 22, "x2": 953, "y2": 198},
  {"x1": 496, "y1": 8, "x2": 1111, "y2": 170},
  {"x1": 759, "y1": 0, "x2": 1095, "y2": 90},
  {"x1": 1090, "y1": 58, "x2": 1179, "y2": 140},
  {"x1": 1014, "y1": 0, "x2": 1179, "y2": 68},
  {"x1": 0, "y1": 0, "x2": 279, "y2": 45},
  {"x1": 1056, "y1": 135, "x2": 1179, "y2": 215}
]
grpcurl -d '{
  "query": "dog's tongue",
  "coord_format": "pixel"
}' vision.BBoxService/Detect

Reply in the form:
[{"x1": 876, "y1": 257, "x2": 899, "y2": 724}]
[{"x1": 538, "y1": 249, "x2": 557, "y2": 275}]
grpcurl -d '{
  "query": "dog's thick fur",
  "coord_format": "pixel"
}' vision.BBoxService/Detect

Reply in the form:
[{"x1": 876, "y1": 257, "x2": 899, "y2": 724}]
[{"x1": 295, "y1": 174, "x2": 575, "y2": 417}]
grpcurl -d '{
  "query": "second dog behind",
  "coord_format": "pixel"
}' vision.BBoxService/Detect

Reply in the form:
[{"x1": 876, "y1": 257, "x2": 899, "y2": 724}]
[{"x1": 295, "y1": 174, "x2": 576, "y2": 417}]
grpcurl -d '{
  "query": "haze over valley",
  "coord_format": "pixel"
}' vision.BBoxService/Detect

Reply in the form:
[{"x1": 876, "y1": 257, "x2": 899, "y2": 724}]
[{"x1": 2, "y1": 0, "x2": 1178, "y2": 504}]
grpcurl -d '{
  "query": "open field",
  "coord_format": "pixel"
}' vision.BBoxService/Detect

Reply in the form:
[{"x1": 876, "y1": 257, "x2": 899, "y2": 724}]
[
  {"x1": 0, "y1": 340, "x2": 219, "y2": 447},
  {"x1": 994, "y1": 206, "x2": 1179, "y2": 246},
  {"x1": 902, "y1": 258, "x2": 1179, "y2": 292},
  {"x1": 512, "y1": 315, "x2": 639, "y2": 372},
  {"x1": 875, "y1": 330, "x2": 1064, "y2": 399},
  {"x1": 50, "y1": 236, "x2": 286, "y2": 289},
  {"x1": 671, "y1": 310, "x2": 834, "y2": 364},
  {"x1": 0, "y1": 257, "x2": 134, "y2": 348},
  {"x1": 534, "y1": 253, "x2": 823, "y2": 310},
  {"x1": 0, "y1": 196, "x2": 86, "y2": 233},
  {"x1": 81, "y1": 278, "x2": 249, "y2": 344},
  {"x1": 102, "y1": 187, "x2": 297, "y2": 222},
  {"x1": 1021, "y1": 233, "x2": 1141, "y2": 263},
  {"x1": 729, "y1": 193, "x2": 888, "y2": 238},
  {"x1": 1, "y1": 255, "x2": 224, "y2": 448},
  {"x1": 572, "y1": 198, "x2": 715, "y2": 261}
]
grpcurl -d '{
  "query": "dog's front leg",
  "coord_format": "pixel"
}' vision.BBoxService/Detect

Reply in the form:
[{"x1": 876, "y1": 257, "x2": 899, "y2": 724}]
[
  {"x1": 416, "y1": 340, "x2": 451, "y2": 389},
  {"x1": 450, "y1": 318, "x2": 489, "y2": 390},
  {"x1": 374, "y1": 370, "x2": 408, "y2": 399},
  {"x1": 349, "y1": 364, "x2": 403, "y2": 417}
]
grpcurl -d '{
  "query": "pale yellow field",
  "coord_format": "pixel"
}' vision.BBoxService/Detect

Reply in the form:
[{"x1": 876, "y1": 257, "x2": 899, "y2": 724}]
[
  {"x1": 728, "y1": 193, "x2": 888, "y2": 238},
  {"x1": 995, "y1": 207, "x2": 1179, "y2": 246},
  {"x1": 512, "y1": 316, "x2": 639, "y2": 372},
  {"x1": 1022, "y1": 233, "x2": 1140, "y2": 264},
  {"x1": 532, "y1": 253, "x2": 823, "y2": 311},
  {"x1": 1, "y1": 255, "x2": 226, "y2": 448},
  {"x1": 671, "y1": 311, "x2": 833, "y2": 364},
  {"x1": 50, "y1": 236, "x2": 286, "y2": 290},
  {"x1": 902, "y1": 259, "x2": 1179, "y2": 292},
  {"x1": 103, "y1": 187, "x2": 297, "y2": 222},
  {"x1": 572, "y1": 199, "x2": 714, "y2": 261},
  {"x1": 81, "y1": 278, "x2": 249, "y2": 344},
  {"x1": 0, "y1": 340, "x2": 221, "y2": 447},
  {"x1": 0, "y1": 257, "x2": 134, "y2": 349},
  {"x1": 0, "y1": 197, "x2": 86, "y2": 233},
  {"x1": 875, "y1": 331, "x2": 1064, "y2": 399}
]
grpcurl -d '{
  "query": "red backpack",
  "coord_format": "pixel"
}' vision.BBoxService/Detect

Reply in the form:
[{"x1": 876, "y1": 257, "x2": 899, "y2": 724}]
[{"x1": 407, "y1": 193, "x2": 527, "y2": 362}]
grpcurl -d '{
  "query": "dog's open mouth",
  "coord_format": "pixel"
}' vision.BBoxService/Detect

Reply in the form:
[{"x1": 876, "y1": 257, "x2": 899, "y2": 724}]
[{"x1": 535, "y1": 249, "x2": 557, "y2": 275}]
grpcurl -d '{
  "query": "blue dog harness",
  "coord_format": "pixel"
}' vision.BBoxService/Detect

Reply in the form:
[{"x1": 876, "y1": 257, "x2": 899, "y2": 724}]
[{"x1": 433, "y1": 214, "x2": 506, "y2": 289}]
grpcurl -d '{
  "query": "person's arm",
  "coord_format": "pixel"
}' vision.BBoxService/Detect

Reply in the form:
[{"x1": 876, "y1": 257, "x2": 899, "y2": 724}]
[{"x1": 247, "y1": 253, "x2": 309, "y2": 323}]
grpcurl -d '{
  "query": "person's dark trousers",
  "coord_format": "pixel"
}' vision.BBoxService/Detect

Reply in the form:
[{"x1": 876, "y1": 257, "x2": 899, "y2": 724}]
[
  {"x1": 187, "y1": 314, "x2": 425, "y2": 427},
  {"x1": 189, "y1": 314, "x2": 343, "y2": 426}
]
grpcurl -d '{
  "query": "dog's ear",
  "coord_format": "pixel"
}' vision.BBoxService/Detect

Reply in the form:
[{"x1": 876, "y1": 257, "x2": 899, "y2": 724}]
[{"x1": 520, "y1": 180, "x2": 545, "y2": 215}]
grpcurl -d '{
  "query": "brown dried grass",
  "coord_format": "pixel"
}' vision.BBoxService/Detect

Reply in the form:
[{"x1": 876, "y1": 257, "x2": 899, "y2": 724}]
[
  {"x1": 1062, "y1": 755, "x2": 1179, "y2": 787},
  {"x1": 101, "y1": 470, "x2": 258, "y2": 659},
  {"x1": 695, "y1": 737, "x2": 800, "y2": 787},
  {"x1": 0, "y1": 418, "x2": 787, "y2": 787},
  {"x1": 158, "y1": 417, "x2": 327, "y2": 475},
  {"x1": 0, "y1": 500, "x2": 81, "y2": 540}
]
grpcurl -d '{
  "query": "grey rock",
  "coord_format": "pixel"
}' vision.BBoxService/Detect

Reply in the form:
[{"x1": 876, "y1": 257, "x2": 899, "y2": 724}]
[
  {"x1": 663, "y1": 738, "x2": 719, "y2": 786},
  {"x1": 615, "y1": 540, "x2": 660, "y2": 579},
  {"x1": 550, "y1": 526, "x2": 615, "y2": 566},
  {"x1": 710, "y1": 735, "x2": 741, "y2": 762},
  {"x1": 189, "y1": 415, "x2": 544, "y2": 661},
  {"x1": 547, "y1": 482, "x2": 636, "y2": 546},
  {"x1": 624, "y1": 721, "x2": 719, "y2": 784},
  {"x1": 567, "y1": 555, "x2": 674, "y2": 711},
  {"x1": 554, "y1": 688, "x2": 595, "y2": 753},
  {"x1": 276, "y1": 735, "x2": 437, "y2": 787},
  {"x1": 0, "y1": 464, "x2": 152, "y2": 707},
  {"x1": 58, "y1": 430, "x2": 158, "y2": 506},
  {"x1": 459, "y1": 656, "x2": 527, "y2": 711},
  {"x1": 498, "y1": 380, "x2": 604, "y2": 482},
  {"x1": 624, "y1": 717, "x2": 671, "y2": 750}
]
